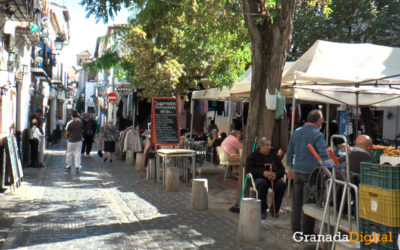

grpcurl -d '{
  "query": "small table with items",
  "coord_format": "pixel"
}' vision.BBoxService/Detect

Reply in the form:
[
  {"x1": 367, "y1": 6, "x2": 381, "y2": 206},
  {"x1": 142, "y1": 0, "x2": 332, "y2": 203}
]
[{"x1": 156, "y1": 149, "x2": 196, "y2": 188}]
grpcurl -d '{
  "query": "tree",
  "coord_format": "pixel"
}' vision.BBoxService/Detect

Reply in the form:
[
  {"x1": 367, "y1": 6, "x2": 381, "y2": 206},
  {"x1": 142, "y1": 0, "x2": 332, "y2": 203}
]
[
  {"x1": 84, "y1": 1, "x2": 251, "y2": 100},
  {"x1": 81, "y1": 0, "x2": 329, "y2": 203},
  {"x1": 290, "y1": 0, "x2": 400, "y2": 60}
]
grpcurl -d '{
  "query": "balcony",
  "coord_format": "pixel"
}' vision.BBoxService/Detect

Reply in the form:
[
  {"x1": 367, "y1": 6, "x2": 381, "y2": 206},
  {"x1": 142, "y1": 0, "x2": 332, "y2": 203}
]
[
  {"x1": 15, "y1": 26, "x2": 40, "y2": 46},
  {"x1": 1, "y1": 0, "x2": 39, "y2": 22}
]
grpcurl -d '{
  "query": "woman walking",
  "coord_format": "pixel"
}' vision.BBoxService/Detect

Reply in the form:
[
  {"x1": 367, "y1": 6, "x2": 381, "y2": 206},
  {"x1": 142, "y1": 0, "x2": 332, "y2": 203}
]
[{"x1": 100, "y1": 120, "x2": 119, "y2": 163}]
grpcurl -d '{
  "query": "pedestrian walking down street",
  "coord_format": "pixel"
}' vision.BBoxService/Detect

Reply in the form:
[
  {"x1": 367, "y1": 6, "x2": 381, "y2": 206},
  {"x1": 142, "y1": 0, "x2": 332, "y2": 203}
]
[
  {"x1": 65, "y1": 111, "x2": 83, "y2": 172},
  {"x1": 56, "y1": 116, "x2": 65, "y2": 142},
  {"x1": 29, "y1": 118, "x2": 44, "y2": 168},
  {"x1": 100, "y1": 120, "x2": 119, "y2": 163},
  {"x1": 286, "y1": 109, "x2": 329, "y2": 235},
  {"x1": 81, "y1": 113, "x2": 97, "y2": 156}
]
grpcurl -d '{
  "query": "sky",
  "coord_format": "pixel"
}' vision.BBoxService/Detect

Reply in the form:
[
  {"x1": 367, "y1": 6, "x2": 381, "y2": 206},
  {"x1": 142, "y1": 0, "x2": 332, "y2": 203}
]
[{"x1": 51, "y1": 0, "x2": 130, "y2": 68}]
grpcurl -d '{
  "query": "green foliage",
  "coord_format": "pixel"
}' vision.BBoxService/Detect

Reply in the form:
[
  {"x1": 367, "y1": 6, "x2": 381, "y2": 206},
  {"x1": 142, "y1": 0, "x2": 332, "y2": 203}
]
[
  {"x1": 290, "y1": 0, "x2": 400, "y2": 60},
  {"x1": 80, "y1": 0, "x2": 134, "y2": 23},
  {"x1": 84, "y1": 0, "x2": 251, "y2": 100}
]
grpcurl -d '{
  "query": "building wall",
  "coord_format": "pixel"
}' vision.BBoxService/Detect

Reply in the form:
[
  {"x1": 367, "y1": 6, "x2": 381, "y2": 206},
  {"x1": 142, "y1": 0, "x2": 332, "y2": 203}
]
[{"x1": 85, "y1": 81, "x2": 95, "y2": 113}]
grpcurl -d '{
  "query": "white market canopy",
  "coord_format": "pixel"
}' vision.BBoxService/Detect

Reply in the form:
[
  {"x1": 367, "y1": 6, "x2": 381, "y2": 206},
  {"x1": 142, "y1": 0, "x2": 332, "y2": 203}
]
[
  {"x1": 191, "y1": 86, "x2": 231, "y2": 101},
  {"x1": 290, "y1": 85, "x2": 400, "y2": 107},
  {"x1": 281, "y1": 40, "x2": 400, "y2": 107},
  {"x1": 282, "y1": 40, "x2": 400, "y2": 85},
  {"x1": 191, "y1": 67, "x2": 255, "y2": 102},
  {"x1": 193, "y1": 40, "x2": 400, "y2": 107},
  {"x1": 230, "y1": 62, "x2": 294, "y2": 100},
  {"x1": 233, "y1": 40, "x2": 400, "y2": 107}
]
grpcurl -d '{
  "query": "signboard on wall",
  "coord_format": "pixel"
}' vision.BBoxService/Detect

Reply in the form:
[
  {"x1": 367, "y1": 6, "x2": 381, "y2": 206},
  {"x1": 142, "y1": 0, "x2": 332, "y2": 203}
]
[{"x1": 151, "y1": 97, "x2": 180, "y2": 147}]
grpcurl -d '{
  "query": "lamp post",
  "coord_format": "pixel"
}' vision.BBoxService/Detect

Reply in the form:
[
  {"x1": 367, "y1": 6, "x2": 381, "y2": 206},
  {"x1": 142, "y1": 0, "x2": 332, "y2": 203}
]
[
  {"x1": 55, "y1": 36, "x2": 64, "y2": 50},
  {"x1": 7, "y1": 51, "x2": 16, "y2": 71}
]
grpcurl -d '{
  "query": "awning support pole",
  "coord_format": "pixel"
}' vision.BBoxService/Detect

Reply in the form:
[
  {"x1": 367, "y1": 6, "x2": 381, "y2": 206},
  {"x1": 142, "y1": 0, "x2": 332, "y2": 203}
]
[
  {"x1": 290, "y1": 98, "x2": 296, "y2": 136},
  {"x1": 190, "y1": 99, "x2": 194, "y2": 141},
  {"x1": 228, "y1": 95, "x2": 233, "y2": 132},
  {"x1": 326, "y1": 104, "x2": 330, "y2": 144}
]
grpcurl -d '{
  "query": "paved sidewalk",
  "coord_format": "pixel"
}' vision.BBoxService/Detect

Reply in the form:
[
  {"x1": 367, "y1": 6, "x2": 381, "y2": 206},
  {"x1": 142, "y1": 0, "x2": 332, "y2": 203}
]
[{"x1": 0, "y1": 140, "x2": 316, "y2": 249}]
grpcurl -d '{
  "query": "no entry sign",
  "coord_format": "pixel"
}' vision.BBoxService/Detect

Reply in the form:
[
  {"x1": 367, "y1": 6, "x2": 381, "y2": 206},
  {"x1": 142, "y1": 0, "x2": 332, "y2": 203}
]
[{"x1": 106, "y1": 92, "x2": 118, "y2": 103}]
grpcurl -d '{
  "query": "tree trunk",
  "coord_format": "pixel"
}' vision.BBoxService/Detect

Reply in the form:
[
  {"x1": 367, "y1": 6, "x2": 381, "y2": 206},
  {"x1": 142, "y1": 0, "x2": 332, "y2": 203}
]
[{"x1": 236, "y1": 0, "x2": 296, "y2": 204}]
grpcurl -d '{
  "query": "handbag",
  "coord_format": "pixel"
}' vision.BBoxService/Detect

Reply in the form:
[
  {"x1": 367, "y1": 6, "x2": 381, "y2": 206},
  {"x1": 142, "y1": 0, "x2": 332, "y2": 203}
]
[{"x1": 97, "y1": 150, "x2": 103, "y2": 157}]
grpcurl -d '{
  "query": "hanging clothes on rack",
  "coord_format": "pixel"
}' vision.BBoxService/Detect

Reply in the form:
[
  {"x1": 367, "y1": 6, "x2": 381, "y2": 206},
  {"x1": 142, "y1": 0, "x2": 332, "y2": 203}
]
[
  {"x1": 123, "y1": 129, "x2": 142, "y2": 153},
  {"x1": 119, "y1": 126, "x2": 142, "y2": 153}
]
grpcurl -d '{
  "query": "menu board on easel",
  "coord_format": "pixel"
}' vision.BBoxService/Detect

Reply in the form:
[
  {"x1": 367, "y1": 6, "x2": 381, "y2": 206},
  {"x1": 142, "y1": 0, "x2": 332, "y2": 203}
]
[
  {"x1": 11, "y1": 136, "x2": 23, "y2": 181},
  {"x1": 6, "y1": 135, "x2": 20, "y2": 185},
  {"x1": 0, "y1": 137, "x2": 6, "y2": 190},
  {"x1": 151, "y1": 97, "x2": 181, "y2": 147}
]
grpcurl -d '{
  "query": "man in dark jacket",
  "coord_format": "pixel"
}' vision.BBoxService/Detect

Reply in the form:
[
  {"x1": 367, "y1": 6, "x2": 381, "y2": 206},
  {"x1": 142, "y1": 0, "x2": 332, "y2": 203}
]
[
  {"x1": 81, "y1": 113, "x2": 97, "y2": 156},
  {"x1": 338, "y1": 134, "x2": 376, "y2": 184},
  {"x1": 246, "y1": 137, "x2": 286, "y2": 219},
  {"x1": 336, "y1": 135, "x2": 376, "y2": 215}
]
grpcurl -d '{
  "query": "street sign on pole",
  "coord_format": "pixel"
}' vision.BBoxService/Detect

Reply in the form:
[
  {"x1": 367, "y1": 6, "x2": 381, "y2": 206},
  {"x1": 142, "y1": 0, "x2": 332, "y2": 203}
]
[{"x1": 106, "y1": 92, "x2": 118, "y2": 103}]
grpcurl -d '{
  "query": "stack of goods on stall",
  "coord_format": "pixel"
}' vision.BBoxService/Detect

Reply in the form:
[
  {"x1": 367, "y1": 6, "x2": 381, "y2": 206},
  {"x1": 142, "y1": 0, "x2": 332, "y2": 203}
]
[{"x1": 359, "y1": 149, "x2": 400, "y2": 249}]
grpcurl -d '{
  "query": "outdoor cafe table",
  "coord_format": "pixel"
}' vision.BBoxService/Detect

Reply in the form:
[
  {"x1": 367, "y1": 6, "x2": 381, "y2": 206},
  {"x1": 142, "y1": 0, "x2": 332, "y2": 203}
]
[{"x1": 156, "y1": 149, "x2": 196, "y2": 188}]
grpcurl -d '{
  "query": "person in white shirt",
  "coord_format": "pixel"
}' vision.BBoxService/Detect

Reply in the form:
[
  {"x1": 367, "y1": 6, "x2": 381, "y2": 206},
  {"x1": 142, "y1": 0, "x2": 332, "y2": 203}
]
[{"x1": 29, "y1": 118, "x2": 44, "y2": 168}]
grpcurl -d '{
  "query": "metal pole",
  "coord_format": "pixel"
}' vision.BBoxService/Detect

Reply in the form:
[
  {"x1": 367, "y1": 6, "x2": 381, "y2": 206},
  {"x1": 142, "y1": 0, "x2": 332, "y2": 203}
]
[
  {"x1": 326, "y1": 104, "x2": 330, "y2": 144},
  {"x1": 111, "y1": 69, "x2": 116, "y2": 122},
  {"x1": 355, "y1": 92, "x2": 359, "y2": 139},
  {"x1": 190, "y1": 99, "x2": 194, "y2": 141},
  {"x1": 132, "y1": 89, "x2": 136, "y2": 128},
  {"x1": 287, "y1": 97, "x2": 296, "y2": 198},
  {"x1": 290, "y1": 98, "x2": 296, "y2": 136},
  {"x1": 228, "y1": 95, "x2": 233, "y2": 132}
]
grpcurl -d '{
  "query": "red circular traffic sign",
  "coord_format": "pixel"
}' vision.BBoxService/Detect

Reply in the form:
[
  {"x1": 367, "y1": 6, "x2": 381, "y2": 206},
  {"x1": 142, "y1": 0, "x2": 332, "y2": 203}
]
[{"x1": 106, "y1": 92, "x2": 118, "y2": 103}]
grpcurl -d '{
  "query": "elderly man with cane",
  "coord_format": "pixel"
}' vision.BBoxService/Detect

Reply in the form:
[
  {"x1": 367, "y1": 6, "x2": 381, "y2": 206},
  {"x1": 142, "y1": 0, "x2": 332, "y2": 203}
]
[{"x1": 245, "y1": 137, "x2": 286, "y2": 219}]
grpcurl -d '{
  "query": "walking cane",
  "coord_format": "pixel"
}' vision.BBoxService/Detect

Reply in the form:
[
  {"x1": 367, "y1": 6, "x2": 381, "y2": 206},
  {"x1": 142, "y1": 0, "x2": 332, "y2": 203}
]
[{"x1": 266, "y1": 163, "x2": 277, "y2": 218}]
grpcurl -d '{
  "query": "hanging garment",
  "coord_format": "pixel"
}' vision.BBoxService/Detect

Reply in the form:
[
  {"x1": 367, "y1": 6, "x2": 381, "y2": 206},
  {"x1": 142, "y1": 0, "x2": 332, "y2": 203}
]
[
  {"x1": 122, "y1": 96, "x2": 128, "y2": 119},
  {"x1": 117, "y1": 100, "x2": 124, "y2": 119},
  {"x1": 272, "y1": 114, "x2": 289, "y2": 152},
  {"x1": 274, "y1": 89, "x2": 286, "y2": 120},
  {"x1": 123, "y1": 129, "x2": 142, "y2": 152},
  {"x1": 265, "y1": 88, "x2": 277, "y2": 110},
  {"x1": 127, "y1": 93, "x2": 133, "y2": 119}
]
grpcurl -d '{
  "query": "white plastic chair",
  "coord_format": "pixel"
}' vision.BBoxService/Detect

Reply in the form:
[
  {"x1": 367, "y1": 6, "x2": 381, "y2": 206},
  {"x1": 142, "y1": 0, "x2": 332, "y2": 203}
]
[
  {"x1": 216, "y1": 146, "x2": 241, "y2": 179},
  {"x1": 246, "y1": 172, "x2": 287, "y2": 214}
]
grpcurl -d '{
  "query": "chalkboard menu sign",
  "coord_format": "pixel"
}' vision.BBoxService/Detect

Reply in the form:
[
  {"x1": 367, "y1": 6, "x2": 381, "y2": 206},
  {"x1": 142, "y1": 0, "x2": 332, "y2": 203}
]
[
  {"x1": 0, "y1": 138, "x2": 6, "y2": 190},
  {"x1": 151, "y1": 98, "x2": 181, "y2": 146},
  {"x1": 6, "y1": 135, "x2": 20, "y2": 185},
  {"x1": 11, "y1": 136, "x2": 23, "y2": 181}
]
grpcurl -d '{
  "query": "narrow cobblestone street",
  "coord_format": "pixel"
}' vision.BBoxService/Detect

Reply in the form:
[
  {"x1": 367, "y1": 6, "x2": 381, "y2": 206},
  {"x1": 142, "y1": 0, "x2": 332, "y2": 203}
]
[{"x1": 0, "y1": 140, "x2": 314, "y2": 249}]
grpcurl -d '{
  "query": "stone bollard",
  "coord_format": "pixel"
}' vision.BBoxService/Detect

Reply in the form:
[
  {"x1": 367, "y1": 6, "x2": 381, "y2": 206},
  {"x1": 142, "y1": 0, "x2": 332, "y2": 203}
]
[
  {"x1": 135, "y1": 153, "x2": 143, "y2": 171},
  {"x1": 237, "y1": 198, "x2": 261, "y2": 242},
  {"x1": 125, "y1": 150, "x2": 134, "y2": 165},
  {"x1": 147, "y1": 159, "x2": 156, "y2": 180},
  {"x1": 191, "y1": 178, "x2": 208, "y2": 210},
  {"x1": 165, "y1": 167, "x2": 179, "y2": 192}
]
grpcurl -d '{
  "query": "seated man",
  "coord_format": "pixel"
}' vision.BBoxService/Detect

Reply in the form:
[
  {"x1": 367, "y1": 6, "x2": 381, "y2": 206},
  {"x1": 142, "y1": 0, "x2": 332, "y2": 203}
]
[
  {"x1": 246, "y1": 137, "x2": 286, "y2": 219},
  {"x1": 336, "y1": 134, "x2": 376, "y2": 215},
  {"x1": 338, "y1": 134, "x2": 376, "y2": 186}
]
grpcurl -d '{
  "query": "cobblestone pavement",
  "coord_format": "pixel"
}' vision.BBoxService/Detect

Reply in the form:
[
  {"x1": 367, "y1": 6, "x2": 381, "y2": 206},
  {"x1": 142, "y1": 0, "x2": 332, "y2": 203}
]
[{"x1": 0, "y1": 140, "x2": 316, "y2": 250}]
